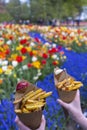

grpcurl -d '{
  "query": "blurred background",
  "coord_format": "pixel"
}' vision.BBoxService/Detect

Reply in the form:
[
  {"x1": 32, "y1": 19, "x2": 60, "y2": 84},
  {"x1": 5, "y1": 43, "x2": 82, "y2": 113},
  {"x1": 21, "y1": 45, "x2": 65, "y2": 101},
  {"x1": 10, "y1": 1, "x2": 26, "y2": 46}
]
[
  {"x1": 0, "y1": 0, "x2": 87, "y2": 26},
  {"x1": 0, "y1": 1, "x2": 87, "y2": 130}
]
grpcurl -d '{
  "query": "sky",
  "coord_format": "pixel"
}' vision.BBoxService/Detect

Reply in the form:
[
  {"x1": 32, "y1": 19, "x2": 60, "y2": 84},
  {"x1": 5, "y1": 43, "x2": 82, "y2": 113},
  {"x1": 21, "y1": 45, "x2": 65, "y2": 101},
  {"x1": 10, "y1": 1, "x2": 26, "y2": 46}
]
[
  {"x1": 20, "y1": 0, "x2": 27, "y2": 2},
  {"x1": 5, "y1": 0, "x2": 27, "y2": 3}
]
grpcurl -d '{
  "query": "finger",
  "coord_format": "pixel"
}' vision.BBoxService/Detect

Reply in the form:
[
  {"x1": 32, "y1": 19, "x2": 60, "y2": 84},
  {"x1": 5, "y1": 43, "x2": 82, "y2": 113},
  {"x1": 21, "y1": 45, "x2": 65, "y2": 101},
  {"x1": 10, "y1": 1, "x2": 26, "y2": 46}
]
[
  {"x1": 15, "y1": 116, "x2": 19, "y2": 122},
  {"x1": 15, "y1": 116, "x2": 30, "y2": 130},
  {"x1": 36, "y1": 115, "x2": 46, "y2": 130},
  {"x1": 74, "y1": 89, "x2": 80, "y2": 100},
  {"x1": 70, "y1": 89, "x2": 80, "y2": 105},
  {"x1": 42, "y1": 115, "x2": 46, "y2": 126},
  {"x1": 57, "y1": 99, "x2": 69, "y2": 109}
]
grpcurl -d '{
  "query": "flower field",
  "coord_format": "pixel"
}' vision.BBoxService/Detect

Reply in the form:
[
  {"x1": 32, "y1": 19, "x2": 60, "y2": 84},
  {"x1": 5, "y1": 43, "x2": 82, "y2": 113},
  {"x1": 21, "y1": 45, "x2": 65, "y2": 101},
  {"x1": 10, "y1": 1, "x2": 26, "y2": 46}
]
[
  {"x1": 0, "y1": 24, "x2": 87, "y2": 130},
  {"x1": 30, "y1": 25, "x2": 87, "y2": 52}
]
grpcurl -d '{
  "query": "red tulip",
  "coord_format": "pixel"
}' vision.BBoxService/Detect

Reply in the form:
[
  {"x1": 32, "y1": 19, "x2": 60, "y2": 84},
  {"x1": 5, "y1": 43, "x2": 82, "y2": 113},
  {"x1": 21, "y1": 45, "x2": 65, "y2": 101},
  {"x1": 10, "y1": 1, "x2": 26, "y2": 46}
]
[
  {"x1": 20, "y1": 39, "x2": 27, "y2": 44},
  {"x1": 41, "y1": 60, "x2": 46, "y2": 64},
  {"x1": 27, "y1": 63, "x2": 32, "y2": 68},
  {"x1": 21, "y1": 47, "x2": 27, "y2": 54},
  {"x1": 5, "y1": 49, "x2": 10, "y2": 55},
  {"x1": 16, "y1": 56, "x2": 23, "y2": 63},
  {"x1": 42, "y1": 53, "x2": 48, "y2": 59},
  {"x1": 52, "y1": 61, "x2": 58, "y2": 66}
]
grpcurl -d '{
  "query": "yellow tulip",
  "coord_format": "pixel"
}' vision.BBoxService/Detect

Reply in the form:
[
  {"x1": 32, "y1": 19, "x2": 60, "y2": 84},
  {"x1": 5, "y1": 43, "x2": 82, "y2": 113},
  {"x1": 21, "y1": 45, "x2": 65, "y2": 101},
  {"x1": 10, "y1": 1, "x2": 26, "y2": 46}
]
[
  {"x1": 32, "y1": 61, "x2": 41, "y2": 69},
  {"x1": 0, "y1": 68, "x2": 3, "y2": 74}
]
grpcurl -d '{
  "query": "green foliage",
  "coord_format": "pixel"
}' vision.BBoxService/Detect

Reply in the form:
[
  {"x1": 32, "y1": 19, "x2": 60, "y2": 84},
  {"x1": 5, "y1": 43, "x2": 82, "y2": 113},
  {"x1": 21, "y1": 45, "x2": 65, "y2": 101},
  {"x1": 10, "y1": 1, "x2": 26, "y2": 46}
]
[
  {"x1": 6, "y1": 0, "x2": 30, "y2": 22},
  {"x1": 71, "y1": 41, "x2": 87, "y2": 53},
  {"x1": 0, "y1": 12, "x2": 13, "y2": 22},
  {"x1": 20, "y1": 3, "x2": 30, "y2": 20},
  {"x1": 5, "y1": 0, "x2": 87, "y2": 22},
  {"x1": 6, "y1": 0, "x2": 21, "y2": 21},
  {"x1": 29, "y1": 0, "x2": 87, "y2": 22}
]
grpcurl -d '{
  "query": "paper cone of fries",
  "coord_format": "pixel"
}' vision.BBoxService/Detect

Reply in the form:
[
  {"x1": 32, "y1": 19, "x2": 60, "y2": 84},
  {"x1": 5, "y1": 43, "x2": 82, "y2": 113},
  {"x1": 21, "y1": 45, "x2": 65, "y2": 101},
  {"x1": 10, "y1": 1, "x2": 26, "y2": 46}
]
[
  {"x1": 54, "y1": 67, "x2": 83, "y2": 123},
  {"x1": 13, "y1": 80, "x2": 52, "y2": 130},
  {"x1": 54, "y1": 67, "x2": 83, "y2": 103}
]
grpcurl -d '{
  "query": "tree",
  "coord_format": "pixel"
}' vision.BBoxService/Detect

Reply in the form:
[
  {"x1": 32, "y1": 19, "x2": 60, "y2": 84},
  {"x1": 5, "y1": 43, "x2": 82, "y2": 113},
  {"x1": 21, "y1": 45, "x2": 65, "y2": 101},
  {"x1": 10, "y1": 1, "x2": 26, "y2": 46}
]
[
  {"x1": 6, "y1": 0, "x2": 31, "y2": 22},
  {"x1": 20, "y1": 2, "x2": 30, "y2": 20},
  {"x1": 6, "y1": 0, "x2": 21, "y2": 22},
  {"x1": 6, "y1": 0, "x2": 87, "y2": 23}
]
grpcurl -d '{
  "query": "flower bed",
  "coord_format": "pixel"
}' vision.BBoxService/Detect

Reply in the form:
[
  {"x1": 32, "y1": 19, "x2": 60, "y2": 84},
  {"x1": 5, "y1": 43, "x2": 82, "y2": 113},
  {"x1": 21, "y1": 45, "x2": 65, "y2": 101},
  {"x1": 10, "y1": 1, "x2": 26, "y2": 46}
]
[
  {"x1": 30, "y1": 25, "x2": 87, "y2": 53},
  {"x1": 0, "y1": 24, "x2": 87, "y2": 130},
  {"x1": 0, "y1": 24, "x2": 66, "y2": 99}
]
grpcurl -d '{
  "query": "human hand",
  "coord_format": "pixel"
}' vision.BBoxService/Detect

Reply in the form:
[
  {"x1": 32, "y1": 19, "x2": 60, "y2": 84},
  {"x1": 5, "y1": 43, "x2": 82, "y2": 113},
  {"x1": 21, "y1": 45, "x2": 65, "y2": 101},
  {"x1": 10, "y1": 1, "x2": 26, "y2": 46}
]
[
  {"x1": 15, "y1": 115, "x2": 46, "y2": 130},
  {"x1": 57, "y1": 90, "x2": 83, "y2": 122}
]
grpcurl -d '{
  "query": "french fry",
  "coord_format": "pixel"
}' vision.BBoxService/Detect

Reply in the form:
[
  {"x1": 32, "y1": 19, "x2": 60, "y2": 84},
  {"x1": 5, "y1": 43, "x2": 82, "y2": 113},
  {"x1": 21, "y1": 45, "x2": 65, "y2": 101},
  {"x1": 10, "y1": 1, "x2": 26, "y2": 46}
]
[
  {"x1": 40, "y1": 92, "x2": 52, "y2": 99},
  {"x1": 68, "y1": 84, "x2": 83, "y2": 91},
  {"x1": 24, "y1": 91, "x2": 34, "y2": 98},
  {"x1": 15, "y1": 109, "x2": 22, "y2": 113},
  {"x1": 26, "y1": 99, "x2": 45, "y2": 104},
  {"x1": 56, "y1": 77, "x2": 83, "y2": 91},
  {"x1": 22, "y1": 107, "x2": 30, "y2": 113},
  {"x1": 74, "y1": 81, "x2": 83, "y2": 85},
  {"x1": 22, "y1": 89, "x2": 43, "y2": 103},
  {"x1": 30, "y1": 91, "x2": 46, "y2": 100},
  {"x1": 61, "y1": 87, "x2": 66, "y2": 91},
  {"x1": 59, "y1": 79, "x2": 67, "y2": 85},
  {"x1": 57, "y1": 83, "x2": 63, "y2": 89},
  {"x1": 13, "y1": 97, "x2": 23, "y2": 104},
  {"x1": 25, "y1": 103, "x2": 45, "y2": 111},
  {"x1": 27, "y1": 99, "x2": 38, "y2": 103}
]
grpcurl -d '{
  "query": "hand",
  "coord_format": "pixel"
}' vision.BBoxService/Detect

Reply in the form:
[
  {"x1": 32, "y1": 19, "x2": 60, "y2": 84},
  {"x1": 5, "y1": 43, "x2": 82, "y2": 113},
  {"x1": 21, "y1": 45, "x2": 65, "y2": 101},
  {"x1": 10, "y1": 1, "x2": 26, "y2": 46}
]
[
  {"x1": 57, "y1": 90, "x2": 83, "y2": 122},
  {"x1": 15, "y1": 115, "x2": 46, "y2": 130}
]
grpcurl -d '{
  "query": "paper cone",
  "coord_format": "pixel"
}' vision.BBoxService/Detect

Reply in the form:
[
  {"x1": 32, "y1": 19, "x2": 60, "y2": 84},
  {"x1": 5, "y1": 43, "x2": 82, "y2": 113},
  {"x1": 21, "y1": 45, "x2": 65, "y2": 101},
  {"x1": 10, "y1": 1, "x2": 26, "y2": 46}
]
[
  {"x1": 57, "y1": 89, "x2": 77, "y2": 103},
  {"x1": 54, "y1": 67, "x2": 77, "y2": 122},
  {"x1": 17, "y1": 110, "x2": 42, "y2": 130},
  {"x1": 14, "y1": 82, "x2": 42, "y2": 130},
  {"x1": 54, "y1": 67, "x2": 76, "y2": 103}
]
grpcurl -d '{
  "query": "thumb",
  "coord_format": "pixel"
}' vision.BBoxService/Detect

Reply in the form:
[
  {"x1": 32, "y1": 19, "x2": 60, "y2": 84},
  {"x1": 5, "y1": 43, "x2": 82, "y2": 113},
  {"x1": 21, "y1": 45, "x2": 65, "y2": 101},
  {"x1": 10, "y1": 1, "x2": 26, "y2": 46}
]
[
  {"x1": 15, "y1": 116, "x2": 30, "y2": 130},
  {"x1": 57, "y1": 99, "x2": 69, "y2": 109}
]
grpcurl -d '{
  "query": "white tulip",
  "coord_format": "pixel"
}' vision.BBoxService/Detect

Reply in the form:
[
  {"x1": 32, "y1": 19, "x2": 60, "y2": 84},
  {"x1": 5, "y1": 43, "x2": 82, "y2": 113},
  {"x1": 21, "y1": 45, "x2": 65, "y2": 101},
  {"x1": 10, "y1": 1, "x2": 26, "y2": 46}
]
[
  {"x1": 70, "y1": 32, "x2": 75, "y2": 37},
  {"x1": 37, "y1": 72, "x2": 42, "y2": 76},
  {"x1": 2, "y1": 60, "x2": 8, "y2": 65},
  {"x1": 18, "y1": 37, "x2": 22, "y2": 41},
  {"x1": 52, "y1": 54, "x2": 57, "y2": 59},
  {"x1": 30, "y1": 42, "x2": 35, "y2": 47},
  {"x1": 62, "y1": 32, "x2": 67, "y2": 36},
  {"x1": 33, "y1": 76, "x2": 39, "y2": 80},
  {"x1": 22, "y1": 36, "x2": 26, "y2": 39},
  {"x1": 0, "y1": 59, "x2": 2, "y2": 65},
  {"x1": 6, "y1": 40, "x2": 12, "y2": 45},
  {"x1": 45, "y1": 42, "x2": 50, "y2": 46},
  {"x1": 32, "y1": 56, "x2": 37, "y2": 62},
  {"x1": 2, "y1": 66, "x2": 7, "y2": 71},
  {"x1": 12, "y1": 61, "x2": 18, "y2": 67},
  {"x1": 52, "y1": 43, "x2": 57, "y2": 48},
  {"x1": 22, "y1": 65, "x2": 28, "y2": 70}
]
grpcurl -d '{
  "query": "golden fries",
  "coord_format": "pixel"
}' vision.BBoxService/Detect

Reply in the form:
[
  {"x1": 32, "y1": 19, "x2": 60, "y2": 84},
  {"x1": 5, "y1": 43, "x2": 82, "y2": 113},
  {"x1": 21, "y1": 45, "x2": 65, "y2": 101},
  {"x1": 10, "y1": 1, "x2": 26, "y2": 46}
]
[
  {"x1": 14, "y1": 88, "x2": 52, "y2": 113},
  {"x1": 15, "y1": 109, "x2": 22, "y2": 113},
  {"x1": 13, "y1": 98, "x2": 23, "y2": 104},
  {"x1": 40, "y1": 92, "x2": 52, "y2": 99},
  {"x1": 22, "y1": 89, "x2": 43, "y2": 103},
  {"x1": 56, "y1": 77, "x2": 83, "y2": 91}
]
